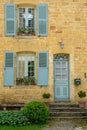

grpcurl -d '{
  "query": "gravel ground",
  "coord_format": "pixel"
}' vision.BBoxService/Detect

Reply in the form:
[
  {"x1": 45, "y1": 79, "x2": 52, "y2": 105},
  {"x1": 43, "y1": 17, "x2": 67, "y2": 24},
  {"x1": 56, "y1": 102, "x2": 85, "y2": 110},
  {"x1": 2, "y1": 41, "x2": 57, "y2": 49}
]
[{"x1": 44, "y1": 119, "x2": 87, "y2": 130}]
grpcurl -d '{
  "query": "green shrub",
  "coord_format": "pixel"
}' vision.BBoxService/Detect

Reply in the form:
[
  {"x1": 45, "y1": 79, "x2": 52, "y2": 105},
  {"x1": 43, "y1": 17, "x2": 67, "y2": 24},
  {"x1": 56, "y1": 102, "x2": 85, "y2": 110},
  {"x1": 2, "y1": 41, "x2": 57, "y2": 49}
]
[
  {"x1": 42, "y1": 93, "x2": 51, "y2": 99},
  {"x1": 23, "y1": 101, "x2": 49, "y2": 124},
  {"x1": 0, "y1": 110, "x2": 30, "y2": 126},
  {"x1": 78, "y1": 90, "x2": 86, "y2": 98}
]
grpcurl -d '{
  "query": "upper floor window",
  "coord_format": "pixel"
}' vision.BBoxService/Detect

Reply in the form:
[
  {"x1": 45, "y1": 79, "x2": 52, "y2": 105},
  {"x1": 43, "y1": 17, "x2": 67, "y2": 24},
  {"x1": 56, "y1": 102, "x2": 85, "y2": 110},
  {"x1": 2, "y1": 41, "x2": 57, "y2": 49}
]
[
  {"x1": 18, "y1": 7, "x2": 35, "y2": 36},
  {"x1": 5, "y1": 3, "x2": 48, "y2": 37}
]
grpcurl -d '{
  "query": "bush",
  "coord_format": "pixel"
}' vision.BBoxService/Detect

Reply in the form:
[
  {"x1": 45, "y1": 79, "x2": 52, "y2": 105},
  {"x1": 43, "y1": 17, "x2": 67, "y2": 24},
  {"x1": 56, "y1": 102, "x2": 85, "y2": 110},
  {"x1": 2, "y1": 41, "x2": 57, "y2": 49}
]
[
  {"x1": 0, "y1": 110, "x2": 30, "y2": 126},
  {"x1": 23, "y1": 101, "x2": 49, "y2": 124},
  {"x1": 42, "y1": 93, "x2": 51, "y2": 99},
  {"x1": 78, "y1": 90, "x2": 86, "y2": 98}
]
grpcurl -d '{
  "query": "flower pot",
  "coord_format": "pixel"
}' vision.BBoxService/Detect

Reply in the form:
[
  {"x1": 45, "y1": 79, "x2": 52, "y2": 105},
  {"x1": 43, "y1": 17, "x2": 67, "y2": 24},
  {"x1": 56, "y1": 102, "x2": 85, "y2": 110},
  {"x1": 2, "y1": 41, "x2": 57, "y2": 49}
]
[
  {"x1": 25, "y1": 32, "x2": 29, "y2": 36},
  {"x1": 18, "y1": 32, "x2": 21, "y2": 35},
  {"x1": 31, "y1": 82, "x2": 36, "y2": 85},
  {"x1": 78, "y1": 101, "x2": 86, "y2": 108}
]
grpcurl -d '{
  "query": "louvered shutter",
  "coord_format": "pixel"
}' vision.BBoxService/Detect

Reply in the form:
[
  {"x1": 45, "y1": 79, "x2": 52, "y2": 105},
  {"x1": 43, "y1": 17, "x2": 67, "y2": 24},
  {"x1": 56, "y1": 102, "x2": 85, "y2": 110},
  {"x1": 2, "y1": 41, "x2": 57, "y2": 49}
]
[
  {"x1": 5, "y1": 3, "x2": 16, "y2": 36},
  {"x1": 38, "y1": 4, "x2": 48, "y2": 36},
  {"x1": 4, "y1": 51, "x2": 14, "y2": 86},
  {"x1": 38, "y1": 51, "x2": 48, "y2": 86}
]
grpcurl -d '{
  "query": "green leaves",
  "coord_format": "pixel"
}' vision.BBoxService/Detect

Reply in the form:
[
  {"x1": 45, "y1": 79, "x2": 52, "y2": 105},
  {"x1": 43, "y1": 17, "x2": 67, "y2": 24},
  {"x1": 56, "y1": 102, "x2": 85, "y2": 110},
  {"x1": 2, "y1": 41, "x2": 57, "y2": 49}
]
[
  {"x1": 0, "y1": 110, "x2": 30, "y2": 126},
  {"x1": 23, "y1": 101, "x2": 49, "y2": 124},
  {"x1": 0, "y1": 101, "x2": 49, "y2": 126}
]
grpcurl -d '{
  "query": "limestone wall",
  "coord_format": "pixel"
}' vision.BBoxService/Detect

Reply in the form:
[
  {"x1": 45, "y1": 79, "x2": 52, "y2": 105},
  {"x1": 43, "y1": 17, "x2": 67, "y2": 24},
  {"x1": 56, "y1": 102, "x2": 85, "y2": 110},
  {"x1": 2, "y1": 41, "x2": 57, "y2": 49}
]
[{"x1": 0, "y1": 0, "x2": 87, "y2": 103}]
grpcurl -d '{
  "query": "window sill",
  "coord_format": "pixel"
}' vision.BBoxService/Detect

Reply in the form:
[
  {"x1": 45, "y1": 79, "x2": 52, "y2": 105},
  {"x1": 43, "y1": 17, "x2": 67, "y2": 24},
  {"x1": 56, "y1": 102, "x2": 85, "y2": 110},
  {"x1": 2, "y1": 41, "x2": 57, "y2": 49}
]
[
  {"x1": 15, "y1": 35, "x2": 37, "y2": 39},
  {"x1": 16, "y1": 83, "x2": 36, "y2": 86},
  {"x1": 15, "y1": 84, "x2": 38, "y2": 88}
]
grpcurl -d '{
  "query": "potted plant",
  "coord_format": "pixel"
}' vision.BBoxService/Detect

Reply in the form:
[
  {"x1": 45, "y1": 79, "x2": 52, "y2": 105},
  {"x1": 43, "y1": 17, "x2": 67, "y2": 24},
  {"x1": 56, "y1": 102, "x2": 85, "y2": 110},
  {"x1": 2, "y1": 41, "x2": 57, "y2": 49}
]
[
  {"x1": 17, "y1": 27, "x2": 22, "y2": 35},
  {"x1": 30, "y1": 77, "x2": 36, "y2": 85},
  {"x1": 16, "y1": 78, "x2": 24, "y2": 85},
  {"x1": 42, "y1": 93, "x2": 51, "y2": 107},
  {"x1": 16, "y1": 78, "x2": 20, "y2": 85},
  {"x1": 31, "y1": 28, "x2": 35, "y2": 36},
  {"x1": 24, "y1": 27, "x2": 29, "y2": 36},
  {"x1": 78, "y1": 90, "x2": 86, "y2": 108},
  {"x1": 23, "y1": 76, "x2": 30, "y2": 85}
]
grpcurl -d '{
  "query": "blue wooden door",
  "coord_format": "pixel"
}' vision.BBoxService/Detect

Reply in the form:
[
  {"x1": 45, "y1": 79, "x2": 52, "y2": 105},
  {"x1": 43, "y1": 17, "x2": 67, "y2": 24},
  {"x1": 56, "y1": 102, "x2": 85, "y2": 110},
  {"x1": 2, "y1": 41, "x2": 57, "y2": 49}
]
[{"x1": 54, "y1": 54, "x2": 69, "y2": 99}]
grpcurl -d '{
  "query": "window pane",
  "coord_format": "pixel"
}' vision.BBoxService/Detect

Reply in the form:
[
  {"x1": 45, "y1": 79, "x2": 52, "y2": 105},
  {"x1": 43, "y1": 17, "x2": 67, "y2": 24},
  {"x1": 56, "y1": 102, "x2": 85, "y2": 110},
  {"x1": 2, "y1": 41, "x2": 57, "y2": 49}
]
[
  {"x1": 19, "y1": 7, "x2": 34, "y2": 29},
  {"x1": 56, "y1": 62, "x2": 60, "y2": 68},
  {"x1": 62, "y1": 62, "x2": 67, "y2": 68},
  {"x1": 56, "y1": 68, "x2": 61, "y2": 73},
  {"x1": 28, "y1": 60, "x2": 35, "y2": 78},
  {"x1": 18, "y1": 56, "x2": 25, "y2": 78},
  {"x1": 56, "y1": 75, "x2": 61, "y2": 80},
  {"x1": 62, "y1": 75, "x2": 67, "y2": 80},
  {"x1": 62, "y1": 68, "x2": 67, "y2": 73},
  {"x1": 17, "y1": 54, "x2": 36, "y2": 85},
  {"x1": 19, "y1": 8, "x2": 25, "y2": 28}
]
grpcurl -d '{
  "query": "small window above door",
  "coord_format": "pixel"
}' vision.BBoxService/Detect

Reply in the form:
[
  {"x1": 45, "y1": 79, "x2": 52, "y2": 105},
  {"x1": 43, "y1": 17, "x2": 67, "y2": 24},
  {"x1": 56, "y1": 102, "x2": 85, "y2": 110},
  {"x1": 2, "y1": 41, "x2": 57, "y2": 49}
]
[{"x1": 54, "y1": 54, "x2": 69, "y2": 60}]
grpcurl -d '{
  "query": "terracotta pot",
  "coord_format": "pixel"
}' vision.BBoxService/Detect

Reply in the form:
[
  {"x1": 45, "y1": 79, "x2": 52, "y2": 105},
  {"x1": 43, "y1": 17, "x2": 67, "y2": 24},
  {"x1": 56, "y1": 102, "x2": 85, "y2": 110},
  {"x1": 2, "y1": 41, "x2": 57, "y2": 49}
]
[
  {"x1": 31, "y1": 82, "x2": 36, "y2": 85},
  {"x1": 78, "y1": 101, "x2": 86, "y2": 108},
  {"x1": 18, "y1": 32, "x2": 22, "y2": 35},
  {"x1": 25, "y1": 32, "x2": 29, "y2": 36}
]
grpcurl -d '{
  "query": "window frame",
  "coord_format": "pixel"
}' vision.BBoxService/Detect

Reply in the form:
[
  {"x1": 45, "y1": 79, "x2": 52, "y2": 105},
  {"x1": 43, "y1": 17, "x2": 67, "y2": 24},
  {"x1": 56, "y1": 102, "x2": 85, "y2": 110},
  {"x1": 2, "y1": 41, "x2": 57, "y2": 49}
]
[
  {"x1": 18, "y1": 6, "x2": 36, "y2": 35},
  {"x1": 16, "y1": 53, "x2": 36, "y2": 80}
]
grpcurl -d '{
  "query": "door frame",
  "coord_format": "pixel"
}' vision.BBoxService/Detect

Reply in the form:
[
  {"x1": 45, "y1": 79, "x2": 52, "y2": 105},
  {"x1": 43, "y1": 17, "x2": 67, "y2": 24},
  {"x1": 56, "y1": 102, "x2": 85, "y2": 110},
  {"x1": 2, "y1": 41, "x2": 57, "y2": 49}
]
[{"x1": 53, "y1": 54, "x2": 70, "y2": 100}]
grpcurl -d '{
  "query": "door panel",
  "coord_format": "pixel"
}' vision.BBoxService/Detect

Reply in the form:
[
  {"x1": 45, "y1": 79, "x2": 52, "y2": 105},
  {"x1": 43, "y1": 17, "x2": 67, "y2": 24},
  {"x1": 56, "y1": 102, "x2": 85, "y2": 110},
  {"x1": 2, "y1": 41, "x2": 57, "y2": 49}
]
[{"x1": 54, "y1": 54, "x2": 69, "y2": 99}]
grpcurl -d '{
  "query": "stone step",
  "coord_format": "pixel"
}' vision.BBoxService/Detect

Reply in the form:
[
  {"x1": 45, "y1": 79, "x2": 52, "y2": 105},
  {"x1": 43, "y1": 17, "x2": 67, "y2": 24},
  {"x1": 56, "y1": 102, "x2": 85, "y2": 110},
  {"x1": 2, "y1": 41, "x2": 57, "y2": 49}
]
[
  {"x1": 49, "y1": 116, "x2": 87, "y2": 119},
  {"x1": 49, "y1": 102, "x2": 87, "y2": 119},
  {"x1": 49, "y1": 103, "x2": 79, "y2": 108},
  {"x1": 49, "y1": 107, "x2": 87, "y2": 112},
  {"x1": 50, "y1": 111, "x2": 87, "y2": 117}
]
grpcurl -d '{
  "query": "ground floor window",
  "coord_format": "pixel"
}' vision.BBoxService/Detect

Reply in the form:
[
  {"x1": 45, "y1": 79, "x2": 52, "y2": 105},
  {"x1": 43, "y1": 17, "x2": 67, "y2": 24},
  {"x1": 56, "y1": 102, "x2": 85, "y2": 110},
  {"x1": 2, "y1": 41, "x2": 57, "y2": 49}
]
[
  {"x1": 16, "y1": 54, "x2": 36, "y2": 85},
  {"x1": 4, "y1": 51, "x2": 48, "y2": 87}
]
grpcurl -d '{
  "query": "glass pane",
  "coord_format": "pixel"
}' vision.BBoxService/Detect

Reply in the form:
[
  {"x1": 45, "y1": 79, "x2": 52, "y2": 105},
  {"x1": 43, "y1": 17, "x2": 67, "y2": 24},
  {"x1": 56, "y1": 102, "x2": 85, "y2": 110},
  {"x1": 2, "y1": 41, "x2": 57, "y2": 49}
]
[
  {"x1": 56, "y1": 62, "x2": 60, "y2": 68},
  {"x1": 19, "y1": 8, "x2": 34, "y2": 28},
  {"x1": 54, "y1": 54, "x2": 69, "y2": 60},
  {"x1": 56, "y1": 68, "x2": 61, "y2": 73},
  {"x1": 28, "y1": 8, "x2": 34, "y2": 28},
  {"x1": 28, "y1": 58, "x2": 35, "y2": 78},
  {"x1": 62, "y1": 62, "x2": 66, "y2": 68},
  {"x1": 21, "y1": 61, "x2": 25, "y2": 77},
  {"x1": 56, "y1": 75, "x2": 61, "y2": 80},
  {"x1": 62, "y1": 68, "x2": 67, "y2": 73},
  {"x1": 31, "y1": 56, "x2": 35, "y2": 61},
  {"x1": 62, "y1": 75, "x2": 67, "y2": 80},
  {"x1": 19, "y1": 8, "x2": 24, "y2": 28},
  {"x1": 18, "y1": 60, "x2": 25, "y2": 78}
]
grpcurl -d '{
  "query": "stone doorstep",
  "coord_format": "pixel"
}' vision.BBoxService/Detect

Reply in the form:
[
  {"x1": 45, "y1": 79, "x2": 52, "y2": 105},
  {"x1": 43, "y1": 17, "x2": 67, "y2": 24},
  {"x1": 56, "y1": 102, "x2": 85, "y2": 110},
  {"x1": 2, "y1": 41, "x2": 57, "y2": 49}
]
[
  {"x1": 49, "y1": 102, "x2": 87, "y2": 119},
  {"x1": 49, "y1": 107, "x2": 81, "y2": 111},
  {"x1": 49, "y1": 116, "x2": 87, "y2": 119}
]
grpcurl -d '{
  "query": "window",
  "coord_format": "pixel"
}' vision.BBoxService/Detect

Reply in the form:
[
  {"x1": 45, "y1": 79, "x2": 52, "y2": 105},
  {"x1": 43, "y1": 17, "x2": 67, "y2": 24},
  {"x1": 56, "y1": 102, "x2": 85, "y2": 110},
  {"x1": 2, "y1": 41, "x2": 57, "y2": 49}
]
[
  {"x1": 4, "y1": 51, "x2": 48, "y2": 86},
  {"x1": 18, "y1": 7, "x2": 35, "y2": 36},
  {"x1": 5, "y1": 3, "x2": 48, "y2": 36},
  {"x1": 16, "y1": 54, "x2": 36, "y2": 85}
]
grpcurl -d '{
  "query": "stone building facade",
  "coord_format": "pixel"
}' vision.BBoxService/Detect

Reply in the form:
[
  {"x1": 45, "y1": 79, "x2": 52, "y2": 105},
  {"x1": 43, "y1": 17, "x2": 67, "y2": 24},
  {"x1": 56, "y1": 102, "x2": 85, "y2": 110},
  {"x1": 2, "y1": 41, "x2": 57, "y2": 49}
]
[{"x1": 0, "y1": 0, "x2": 87, "y2": 103}]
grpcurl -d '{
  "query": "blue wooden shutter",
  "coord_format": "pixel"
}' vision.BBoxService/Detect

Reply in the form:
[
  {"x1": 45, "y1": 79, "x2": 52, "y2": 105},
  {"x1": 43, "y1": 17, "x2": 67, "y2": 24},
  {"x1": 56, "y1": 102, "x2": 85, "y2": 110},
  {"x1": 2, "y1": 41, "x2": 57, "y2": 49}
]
[
  {"x1": 4, "y1": 51, "x2": 14, "y2": 86},
  {"x1": 38, "y1": 51, "x2": 48, "y2": 86},
  {"x1": 38, "y1": 4, "x2": 48, "y2": 36},
  {"x1": 5, "y1": 3, "x2": 16, "y2": 36}
]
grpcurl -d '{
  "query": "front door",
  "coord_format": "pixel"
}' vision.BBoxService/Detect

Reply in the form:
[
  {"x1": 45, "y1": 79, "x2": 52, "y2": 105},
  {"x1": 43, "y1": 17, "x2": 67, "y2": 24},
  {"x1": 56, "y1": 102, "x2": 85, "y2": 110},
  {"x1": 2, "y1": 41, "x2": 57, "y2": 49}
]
[{"x1": 54, "y1": 54, "x2": 69, "y2": 100}]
